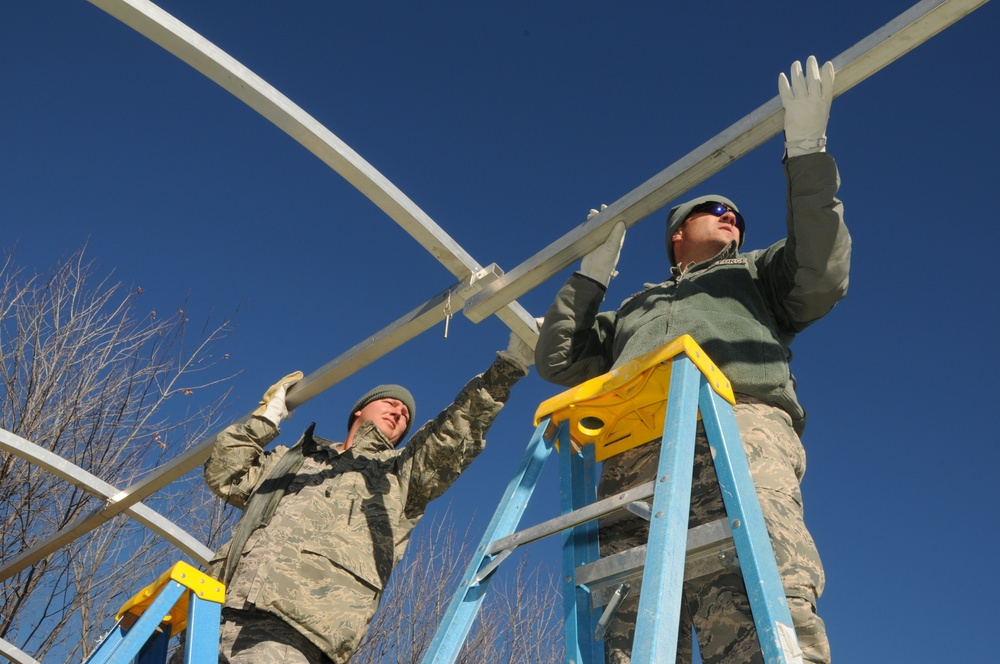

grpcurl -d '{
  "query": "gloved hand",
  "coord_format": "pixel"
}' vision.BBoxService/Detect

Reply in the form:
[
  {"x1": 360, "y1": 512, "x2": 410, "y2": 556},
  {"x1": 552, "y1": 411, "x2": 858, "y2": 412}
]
[
  {"x1": 580, "y1": 206, "x2": 626, "y2": 288},
  {"x1": 778, "y1": 55, "x2": 835, "y2": 158},
  {"x1": 587, "y1": 204, "x2": 608, "y2": 221},
  {"x1": 498, "y1": 331, "x2": 534, "y2": 373},
  {"x1": 252, "y1": 371, "x2": 304, "y2": 427}
]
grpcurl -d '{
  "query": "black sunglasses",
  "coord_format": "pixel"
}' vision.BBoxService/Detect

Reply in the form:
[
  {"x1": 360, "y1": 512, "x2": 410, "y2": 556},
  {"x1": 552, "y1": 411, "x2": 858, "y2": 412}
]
[{"x1": 690, "y1": 202, "x2": 746, "y2": 235}]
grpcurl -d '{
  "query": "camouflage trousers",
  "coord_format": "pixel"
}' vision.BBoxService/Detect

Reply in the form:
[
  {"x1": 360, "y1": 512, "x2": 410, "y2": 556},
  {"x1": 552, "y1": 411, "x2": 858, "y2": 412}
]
[
  {"x1": 597, "y1": 398, "x2": 829, "y2": 664},
  {"x1": 217, "y1": 608, "x2": 334, "y2": 664}
]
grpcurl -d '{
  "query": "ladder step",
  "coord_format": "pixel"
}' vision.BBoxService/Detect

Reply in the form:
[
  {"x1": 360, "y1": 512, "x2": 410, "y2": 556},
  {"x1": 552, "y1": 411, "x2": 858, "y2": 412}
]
[
  {"x1": 577, "y1": 517, "x2": 734, "y2": 608},
  {"x1": 426, "y1": 343, "x2": 802, "y2": 663},
  {"x1": 485, "y1": 481, "x2": 656, "y2": 557}
]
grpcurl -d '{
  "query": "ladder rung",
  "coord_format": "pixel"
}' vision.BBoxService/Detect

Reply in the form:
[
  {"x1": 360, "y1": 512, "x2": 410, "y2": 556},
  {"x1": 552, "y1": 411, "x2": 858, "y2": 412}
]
[
  {"x1": 485, "y1": 481, "x2": 656, "y2": 556},
  {"x1": 577, "y1": 517, "x2": 734, "y2": 608}
]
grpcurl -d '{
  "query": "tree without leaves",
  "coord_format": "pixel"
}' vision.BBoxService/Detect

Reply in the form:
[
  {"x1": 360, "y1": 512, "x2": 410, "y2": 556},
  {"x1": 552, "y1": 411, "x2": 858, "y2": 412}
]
[
  {"x1": 351, "y1": 509, "x2": 564, "y2": 663},
  {"x1": 0, "y1": 248, "x2": 240, "y2": 662}
]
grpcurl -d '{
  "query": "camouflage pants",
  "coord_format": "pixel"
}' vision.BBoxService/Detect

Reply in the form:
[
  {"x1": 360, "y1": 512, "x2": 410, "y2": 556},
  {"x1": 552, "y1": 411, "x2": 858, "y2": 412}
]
[
  {"x1": 217, "y1": 608, "x2": 334, "y2": 664},
  {"x1": 597, "y1": 399, "x2": 829, "y2": 664}
]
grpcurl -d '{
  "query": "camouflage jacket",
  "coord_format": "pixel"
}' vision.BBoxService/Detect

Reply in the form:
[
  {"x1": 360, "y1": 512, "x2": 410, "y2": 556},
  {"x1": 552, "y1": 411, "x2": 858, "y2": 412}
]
[
  {"x1": 536, "y1": 153, "x2": 851, "y2": 434},
  {"x1": 204, "y1": 355, "x2": 525, "y2": 660}
]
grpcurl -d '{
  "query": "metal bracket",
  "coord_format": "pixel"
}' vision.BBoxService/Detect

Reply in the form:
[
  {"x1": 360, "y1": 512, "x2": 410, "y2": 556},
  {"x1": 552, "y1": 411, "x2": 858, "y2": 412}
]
[
  {"x1": 472, "y1": 548, "x2": 513, "y2": 585},
  {"x1": 593, "y1": 582, "x2": 631, "y2": 641}
]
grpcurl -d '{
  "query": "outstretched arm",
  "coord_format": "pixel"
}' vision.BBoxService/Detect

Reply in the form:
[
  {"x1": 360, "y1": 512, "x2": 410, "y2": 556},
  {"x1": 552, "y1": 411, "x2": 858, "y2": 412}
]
[
  {"x1": 535, "y1": 214, "x2": 624, "y2": 387},
  {"x1": 763, "y1": 57, "x2": 851, "y2": 331},
  {"x1": 203, "y1": 371, "x2": 302, "y2": 508},
  {"x1": 402, "y1": 334, "x2": 530, "y2": 517}
]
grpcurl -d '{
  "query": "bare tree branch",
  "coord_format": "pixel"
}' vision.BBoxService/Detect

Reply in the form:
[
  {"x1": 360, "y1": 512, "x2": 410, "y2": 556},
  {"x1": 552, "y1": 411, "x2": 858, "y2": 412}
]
[
  {"x1": 351, "y1": 508, "x2": 564, "y2": 663},
  {"x1": 0, "y1": 247, "x2": 239, "y2": 663}
]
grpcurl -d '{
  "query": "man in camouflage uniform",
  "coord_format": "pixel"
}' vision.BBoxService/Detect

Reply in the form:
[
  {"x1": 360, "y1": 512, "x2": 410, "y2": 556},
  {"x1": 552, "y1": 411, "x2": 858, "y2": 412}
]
[
  {"x1": 534, "y1": 57, "x2": 850, "y2": 664},
  {"x1": 203, "y1": 333, "x2": 533, "y2": 663}
]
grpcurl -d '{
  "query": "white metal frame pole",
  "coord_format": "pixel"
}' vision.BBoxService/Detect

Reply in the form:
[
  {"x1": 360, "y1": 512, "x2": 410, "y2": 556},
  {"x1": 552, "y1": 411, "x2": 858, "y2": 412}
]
[
  {"x1": 0, "y1": 267, "x2": 504, "y2": 580},
  {"x1": 85, "y1": 0, "x2": 537, "y2": 344},
  {"x1": 0, "y1": 428, "x2": 214, "y2": 562},
  {"x1": 2, "y1": 0, "x2": 984, "y2": 582},
  {"x1": 1, "y1": 0, "x2": 543, "y2": 581},
  {"x1": 0, "y1": 638, "x2": 42, "y2": 664},
  {"x1": 463, "y1": 0, "x2": 990, "y2": 323}
]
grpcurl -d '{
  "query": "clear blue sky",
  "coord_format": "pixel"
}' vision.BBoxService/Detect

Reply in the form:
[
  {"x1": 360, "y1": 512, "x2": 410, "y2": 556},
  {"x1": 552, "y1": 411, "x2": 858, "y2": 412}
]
[{"x1": 3, "y1": 1, "x2": 998, "y2": 662}]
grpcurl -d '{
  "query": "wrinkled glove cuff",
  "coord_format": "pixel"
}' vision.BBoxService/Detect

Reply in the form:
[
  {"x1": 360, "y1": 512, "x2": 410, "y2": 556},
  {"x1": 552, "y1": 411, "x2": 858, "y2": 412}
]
[
  {"x1": 785, "y1": 136, "x2": 827, "y2": 158},
  {"x1": 257, "y1": 399, "x2": 290, "y2": 428}
]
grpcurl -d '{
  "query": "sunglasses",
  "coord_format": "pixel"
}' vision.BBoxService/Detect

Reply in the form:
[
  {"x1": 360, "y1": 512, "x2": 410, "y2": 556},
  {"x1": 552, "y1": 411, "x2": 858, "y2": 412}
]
[{"x1": 690, "y1": 202, "x2": 746, "y2": 235}]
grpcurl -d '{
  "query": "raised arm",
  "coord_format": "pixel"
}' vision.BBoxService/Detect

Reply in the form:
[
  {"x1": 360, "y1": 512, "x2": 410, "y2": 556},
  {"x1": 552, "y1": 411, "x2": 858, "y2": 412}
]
[
  {"x1": 402, "y1": 335, "x2": 530, "y2": 516},
  {"x1": 203, "y1": 371, "x2": 302, "y2": 508},
  {"x1": 535, "y1": 217, "x2": 625, "y2": 387},
  {"x1": 764, "y1": 57, "x2": 851, "y2": 330}
]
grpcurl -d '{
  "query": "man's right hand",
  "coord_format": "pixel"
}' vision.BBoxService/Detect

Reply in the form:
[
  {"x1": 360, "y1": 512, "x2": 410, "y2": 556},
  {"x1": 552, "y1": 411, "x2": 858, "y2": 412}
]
[
  {"x1": 580, "y1": 206, "x2": 626, "y2": 288},
  {"x1": 253, "y1": 371, "x2": 304, "y2": 426}
]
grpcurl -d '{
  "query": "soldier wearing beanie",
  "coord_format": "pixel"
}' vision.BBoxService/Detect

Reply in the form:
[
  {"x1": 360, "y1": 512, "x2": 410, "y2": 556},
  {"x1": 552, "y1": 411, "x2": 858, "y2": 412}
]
[
  {"x1": 345, "y1": 384, "x2": 416, "y2": 448},
  {"x1": 536, "y1": 57, "x2": 850, "y2": 663},
  {"x1": 202, "y1": 332, "x2": 534, "y2": 663}
]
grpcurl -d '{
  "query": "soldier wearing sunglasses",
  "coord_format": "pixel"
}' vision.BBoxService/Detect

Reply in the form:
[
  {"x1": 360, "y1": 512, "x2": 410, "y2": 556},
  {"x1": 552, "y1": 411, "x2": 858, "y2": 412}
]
[{"x1": 535, "y1": 56, "x2": 850, "y2": 664}]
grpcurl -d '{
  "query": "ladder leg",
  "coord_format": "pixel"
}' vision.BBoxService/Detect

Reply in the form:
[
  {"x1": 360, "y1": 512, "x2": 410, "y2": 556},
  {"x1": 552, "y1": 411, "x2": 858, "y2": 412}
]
[
  {"x1": 559, "y1": 424, "x2": 601, "y2": 664},
  {"x1": 184, "y1": 586, "x2": 223, "y2": 664},
  {"x1": 422, "y1": 418, "x2": 557, "y2": 664},
  {"x1": 136, "y1": 628, "x2": 170, "y2": 664},
  {"x1": 85, "y1": 582, "x2": 186, "y2": 664},
  {"x1": 698, "y1": 383, "x2": 803, "y2": 664},
  {"x1": 631, "y1": 357, "x2": 702, "y2": 662}
]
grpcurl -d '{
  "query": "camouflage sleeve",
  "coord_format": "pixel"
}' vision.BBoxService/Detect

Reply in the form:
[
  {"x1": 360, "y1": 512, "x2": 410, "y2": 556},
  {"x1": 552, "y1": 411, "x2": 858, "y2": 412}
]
[
  {"x1": 203, "y1": 415, "x2": 286, "y2": 509},
  {"x1": 401, "y1": 355, "x2": 526, "y2": 518},
  {"x1": 481, "y1": 353, "x2": 528, "y2": 404}
]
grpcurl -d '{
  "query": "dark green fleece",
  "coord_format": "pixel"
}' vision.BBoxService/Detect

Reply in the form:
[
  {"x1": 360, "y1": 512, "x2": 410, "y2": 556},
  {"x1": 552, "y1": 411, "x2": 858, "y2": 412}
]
[{"x1": 535, "y1": 152, "x2": 850, "y2": 434}]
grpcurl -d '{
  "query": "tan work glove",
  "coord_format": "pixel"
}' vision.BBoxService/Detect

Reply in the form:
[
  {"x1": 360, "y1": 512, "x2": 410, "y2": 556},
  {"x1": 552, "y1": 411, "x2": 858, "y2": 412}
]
[{"x1": 252, "y1": 371, "x2": 304, "y2": 427}]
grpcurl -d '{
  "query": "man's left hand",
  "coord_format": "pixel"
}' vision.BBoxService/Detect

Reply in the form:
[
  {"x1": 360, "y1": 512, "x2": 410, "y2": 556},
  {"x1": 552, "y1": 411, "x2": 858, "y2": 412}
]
[
  {"x1": 779, "y1": 55, "x2": 835, "y2": 158},
  {"x1": 499, "y1": 332, "x2": 534, "y2": 373}
]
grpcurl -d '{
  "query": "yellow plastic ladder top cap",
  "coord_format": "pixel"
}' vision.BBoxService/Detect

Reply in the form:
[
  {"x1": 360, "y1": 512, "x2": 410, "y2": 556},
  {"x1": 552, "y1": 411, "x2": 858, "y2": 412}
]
[
  {"x1": 533, "y1": 335, "x2": 734, "y2": 461},
  {"x1": 116, "y1": 561, "x2": 225, "y2": 637}
]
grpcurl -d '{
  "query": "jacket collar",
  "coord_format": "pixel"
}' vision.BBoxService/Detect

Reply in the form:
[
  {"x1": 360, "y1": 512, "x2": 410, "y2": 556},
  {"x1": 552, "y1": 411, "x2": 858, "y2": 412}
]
[
  {"x1": 671, "y1": 240, "x2": 739, "y2": 277},
  {"x1": 338, "y1": 419, "x2": 395, "y2": 455}
]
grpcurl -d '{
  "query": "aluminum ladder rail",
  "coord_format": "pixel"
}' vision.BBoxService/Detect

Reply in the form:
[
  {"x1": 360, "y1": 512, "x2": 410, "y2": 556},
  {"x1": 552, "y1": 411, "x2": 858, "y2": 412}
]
[
  {"x1": 84, "y1": 562, "x2": 224, "y2": 664},
  {"x1": 422, "y1": 335, "x2": 802, "y2": 663}
]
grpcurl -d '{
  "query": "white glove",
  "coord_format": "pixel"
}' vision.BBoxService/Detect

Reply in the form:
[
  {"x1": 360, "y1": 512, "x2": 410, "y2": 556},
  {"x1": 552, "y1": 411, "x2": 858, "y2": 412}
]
[
  {"x1": 499, "y1": 332, "x2": 534, "y2": 373},
  {"x1": 778, "y1": 56, "x2": 835, "y2": 158},
  {"x1": 580, "y1": 212, "x2": 626, "y2": 288},
  {"x1": 253, "y1": 371, "x2": 304, "y2": 427}
]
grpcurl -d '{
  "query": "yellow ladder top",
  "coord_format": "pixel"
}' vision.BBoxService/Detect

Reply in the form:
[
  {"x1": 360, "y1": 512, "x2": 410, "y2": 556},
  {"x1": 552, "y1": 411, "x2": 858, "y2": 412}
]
[
  {"x1": 115, "y1": 560, "x2": 225, "y2": 636},
  {"x1": 534, "y1": 335, "x2": 734, "y2": 461}
]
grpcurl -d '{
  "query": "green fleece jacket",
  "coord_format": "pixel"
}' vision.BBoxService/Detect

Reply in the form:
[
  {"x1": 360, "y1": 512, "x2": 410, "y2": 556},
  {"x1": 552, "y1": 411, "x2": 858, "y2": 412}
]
[{"x1": 535, "y1": 152, "x2": 850, "y2": 434}]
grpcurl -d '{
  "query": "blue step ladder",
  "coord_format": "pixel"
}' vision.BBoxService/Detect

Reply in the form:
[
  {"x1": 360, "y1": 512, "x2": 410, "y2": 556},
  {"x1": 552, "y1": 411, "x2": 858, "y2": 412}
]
[
  {"x1": 84, "y1": 561, "x2": 224, "y2": 664},
  {"x1": 422, "y1": 335, "x2": 803, "y2": 663}
]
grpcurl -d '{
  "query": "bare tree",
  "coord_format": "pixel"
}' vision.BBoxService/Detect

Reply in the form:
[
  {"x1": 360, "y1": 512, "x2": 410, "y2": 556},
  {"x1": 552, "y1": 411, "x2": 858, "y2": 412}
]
[
  {"x1": 351, "y1": 509, "x2": 564, "y2": 663},
  {"x1": 0, "y1": 248, "x2": 239, "y2": 663}
]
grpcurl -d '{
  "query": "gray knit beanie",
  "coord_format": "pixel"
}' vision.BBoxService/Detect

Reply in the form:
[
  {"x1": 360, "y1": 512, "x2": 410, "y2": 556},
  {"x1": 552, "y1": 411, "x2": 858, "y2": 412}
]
[
  {"x1": 347, "y1": 384, "x2": 417, "y2": 440},
  {"x1": 665, "y1": 194, "x2": 744, "y2": 266}
]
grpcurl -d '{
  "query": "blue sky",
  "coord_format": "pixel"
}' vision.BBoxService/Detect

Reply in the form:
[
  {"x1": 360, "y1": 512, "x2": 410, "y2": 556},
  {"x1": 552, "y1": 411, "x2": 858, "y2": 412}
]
[{"x1": 3, "y1": 1, "x2": 999, "y2": 662}]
